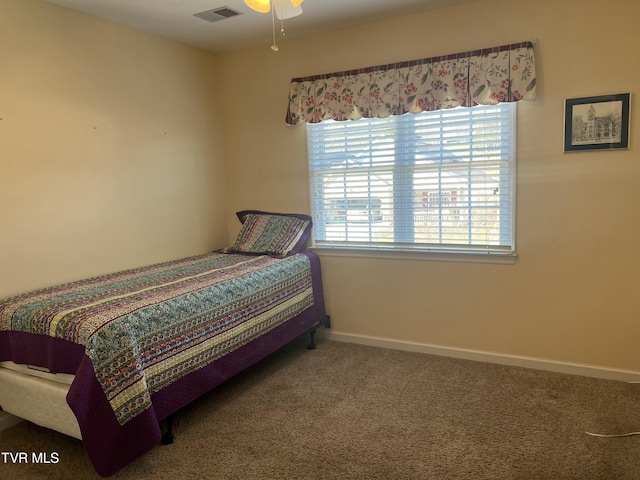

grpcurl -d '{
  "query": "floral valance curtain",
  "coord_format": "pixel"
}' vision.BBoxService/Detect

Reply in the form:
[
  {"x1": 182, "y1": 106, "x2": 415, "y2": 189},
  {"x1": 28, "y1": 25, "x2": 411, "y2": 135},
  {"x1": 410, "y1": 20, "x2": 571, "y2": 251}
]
[{"x1": 285, "y1": 41, "x2": 535, "y2": 126}]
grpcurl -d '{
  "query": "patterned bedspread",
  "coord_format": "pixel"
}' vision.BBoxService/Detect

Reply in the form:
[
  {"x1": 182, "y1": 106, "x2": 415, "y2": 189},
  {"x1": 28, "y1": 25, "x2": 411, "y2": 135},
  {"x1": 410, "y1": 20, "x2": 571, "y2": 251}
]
[{"x1": 0, "y1": 252, "x2": 314, "y2": 425}]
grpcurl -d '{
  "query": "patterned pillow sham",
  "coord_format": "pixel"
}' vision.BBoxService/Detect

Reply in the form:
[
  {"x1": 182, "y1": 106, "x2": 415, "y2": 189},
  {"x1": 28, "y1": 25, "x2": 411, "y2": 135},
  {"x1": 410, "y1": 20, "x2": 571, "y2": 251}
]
[{"x1": 226, "y1": 210, "x2": 312, "y2": 257}]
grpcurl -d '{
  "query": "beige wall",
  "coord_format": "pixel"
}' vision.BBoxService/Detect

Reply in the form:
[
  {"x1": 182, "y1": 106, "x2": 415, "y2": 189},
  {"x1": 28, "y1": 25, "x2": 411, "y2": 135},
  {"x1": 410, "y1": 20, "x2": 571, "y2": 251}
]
[
  {"x1": 2, "y1": 0, "x2": 638, "y2": 374},
  {"x1": 0, "y1": 0, "x2": 228, "y2": 297},
  {"x1": 218, "y1": 0, "x2": 640, "y2": 371}
]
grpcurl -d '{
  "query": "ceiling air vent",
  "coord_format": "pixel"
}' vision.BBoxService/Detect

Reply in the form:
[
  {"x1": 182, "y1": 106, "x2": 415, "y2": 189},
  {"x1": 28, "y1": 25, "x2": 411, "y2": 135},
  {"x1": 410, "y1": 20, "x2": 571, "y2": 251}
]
[{"x1": 194, "y1": 7, "x2": 243, "y2": 23}]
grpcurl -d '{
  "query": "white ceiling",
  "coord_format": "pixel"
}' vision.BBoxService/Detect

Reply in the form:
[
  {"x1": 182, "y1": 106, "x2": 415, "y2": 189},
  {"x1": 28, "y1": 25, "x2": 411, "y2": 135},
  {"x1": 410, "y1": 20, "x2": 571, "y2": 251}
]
[{"x1": 43, "y1": 0, "x2": 475, "y2": 53}]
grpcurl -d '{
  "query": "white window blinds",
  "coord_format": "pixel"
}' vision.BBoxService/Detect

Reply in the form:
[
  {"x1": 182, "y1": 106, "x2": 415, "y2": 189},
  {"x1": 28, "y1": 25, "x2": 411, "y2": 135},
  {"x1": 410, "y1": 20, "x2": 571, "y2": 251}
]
[{"x1": 306, "y1": 103, "x2": 516, "y2": 256}]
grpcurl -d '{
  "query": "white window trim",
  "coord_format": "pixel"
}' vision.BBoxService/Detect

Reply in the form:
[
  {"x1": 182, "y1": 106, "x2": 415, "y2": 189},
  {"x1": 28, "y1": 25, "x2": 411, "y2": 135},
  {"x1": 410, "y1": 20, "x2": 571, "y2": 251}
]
[{"x1": 310, "y1": 245, "x2": 517, "y2": 265}]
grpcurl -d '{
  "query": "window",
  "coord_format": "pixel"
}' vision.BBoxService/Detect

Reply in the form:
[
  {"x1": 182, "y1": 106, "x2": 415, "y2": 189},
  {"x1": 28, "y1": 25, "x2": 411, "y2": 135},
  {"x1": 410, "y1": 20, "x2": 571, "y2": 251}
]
[{"x1": 306, "y1": 103, "x2": 516, "y2": 261}]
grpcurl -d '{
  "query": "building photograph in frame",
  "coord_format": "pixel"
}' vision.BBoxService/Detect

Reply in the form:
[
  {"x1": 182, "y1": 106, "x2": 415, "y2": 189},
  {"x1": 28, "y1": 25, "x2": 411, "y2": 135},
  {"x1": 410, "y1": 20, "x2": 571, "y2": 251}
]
[{"x1": 564, "y1": 93, "x2": 630, "y2": 152}]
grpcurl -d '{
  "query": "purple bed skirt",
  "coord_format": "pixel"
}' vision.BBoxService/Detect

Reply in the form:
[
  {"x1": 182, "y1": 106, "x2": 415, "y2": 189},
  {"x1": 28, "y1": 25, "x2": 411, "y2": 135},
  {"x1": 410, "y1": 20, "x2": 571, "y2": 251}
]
[{"x1": 0, "y1": 252, "x2": 326, "y2": 476}]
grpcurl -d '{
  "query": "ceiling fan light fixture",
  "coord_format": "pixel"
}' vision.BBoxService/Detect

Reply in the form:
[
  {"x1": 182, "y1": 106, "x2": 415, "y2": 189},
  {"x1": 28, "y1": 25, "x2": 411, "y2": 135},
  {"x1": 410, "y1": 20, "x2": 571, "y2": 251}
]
[
  {"x1": 244, "y1": 0, "x2": 305, "y2": 14},
  {"x1": 244, "y1": 0, "x2": 307, "y2": 51},
  {"x1": 244, "y1": 0, "x2": 271, "y2": 14}
]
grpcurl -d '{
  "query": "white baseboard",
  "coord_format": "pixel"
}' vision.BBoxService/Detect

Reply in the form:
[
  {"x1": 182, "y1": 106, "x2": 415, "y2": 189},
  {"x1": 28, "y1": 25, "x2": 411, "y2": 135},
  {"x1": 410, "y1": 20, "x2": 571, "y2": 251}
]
[
  {"x1": 319, "y1": 330, "x2": 640, "y2": 383},
  {"x1": 0, "y1": 411, "x2": 23, "y2": 432}
]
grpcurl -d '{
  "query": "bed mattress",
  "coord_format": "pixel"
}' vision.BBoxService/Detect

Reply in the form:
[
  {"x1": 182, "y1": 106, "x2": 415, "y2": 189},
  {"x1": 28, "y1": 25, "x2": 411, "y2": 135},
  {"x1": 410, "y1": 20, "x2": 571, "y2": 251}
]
[{"x1": 0, "y1": 361, "x2": 81, "y2": 439}]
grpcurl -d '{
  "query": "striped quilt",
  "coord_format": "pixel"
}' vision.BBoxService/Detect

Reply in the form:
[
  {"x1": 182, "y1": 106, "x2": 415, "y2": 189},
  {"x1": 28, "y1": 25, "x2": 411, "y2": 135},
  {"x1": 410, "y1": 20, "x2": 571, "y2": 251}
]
[{"x1": 0, "y1": 252, "x2": 314, "y2": 425}]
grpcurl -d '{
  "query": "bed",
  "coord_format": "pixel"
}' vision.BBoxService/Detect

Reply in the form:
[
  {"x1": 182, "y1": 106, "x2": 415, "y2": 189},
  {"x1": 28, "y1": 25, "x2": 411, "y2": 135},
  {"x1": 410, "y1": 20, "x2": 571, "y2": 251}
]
[{"x1": 0, "y1": 211, "x2": 327, "y2": 477}]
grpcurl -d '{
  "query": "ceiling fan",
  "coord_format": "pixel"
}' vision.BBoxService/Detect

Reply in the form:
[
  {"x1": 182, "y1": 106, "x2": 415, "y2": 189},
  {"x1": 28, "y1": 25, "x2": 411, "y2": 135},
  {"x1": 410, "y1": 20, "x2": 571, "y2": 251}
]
[{"x1": 244, "y1": 0, "x2": 306, "y2": 51}]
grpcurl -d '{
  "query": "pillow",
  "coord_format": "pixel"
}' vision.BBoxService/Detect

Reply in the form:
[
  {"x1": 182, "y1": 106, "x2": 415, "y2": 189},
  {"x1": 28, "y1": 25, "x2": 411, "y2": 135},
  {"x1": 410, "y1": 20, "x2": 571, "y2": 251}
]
[{"x1": 226, "y1": 210, "x2": 312, "y2": 257}]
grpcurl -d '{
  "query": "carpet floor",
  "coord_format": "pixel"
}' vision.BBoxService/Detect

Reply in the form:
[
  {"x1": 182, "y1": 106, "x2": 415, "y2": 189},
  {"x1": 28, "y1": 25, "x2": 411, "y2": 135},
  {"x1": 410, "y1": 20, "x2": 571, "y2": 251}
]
[{"x1": 1, "y1": 336, "x2": 639, "y2": 479}]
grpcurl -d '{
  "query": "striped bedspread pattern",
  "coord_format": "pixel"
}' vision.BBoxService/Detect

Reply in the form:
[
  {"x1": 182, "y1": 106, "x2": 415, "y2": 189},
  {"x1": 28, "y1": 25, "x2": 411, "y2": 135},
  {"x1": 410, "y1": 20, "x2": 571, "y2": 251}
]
[{"x1": 0, "y1": 252, "x2": 314, "y2": 425}]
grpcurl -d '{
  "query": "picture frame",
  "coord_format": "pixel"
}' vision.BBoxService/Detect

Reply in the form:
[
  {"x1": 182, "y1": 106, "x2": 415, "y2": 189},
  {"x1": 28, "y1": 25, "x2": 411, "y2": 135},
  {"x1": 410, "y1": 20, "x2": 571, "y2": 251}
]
[{"x1": 563, "y1": 93, "x2": 630, "y2": 152}]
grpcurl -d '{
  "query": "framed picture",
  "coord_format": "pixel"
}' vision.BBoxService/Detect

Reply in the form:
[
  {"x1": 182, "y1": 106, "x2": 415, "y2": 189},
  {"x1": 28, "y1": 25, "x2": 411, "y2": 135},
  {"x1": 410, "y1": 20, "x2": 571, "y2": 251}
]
[{"x1": 563, "y1": 93, "x2": 630, "y2": 152}]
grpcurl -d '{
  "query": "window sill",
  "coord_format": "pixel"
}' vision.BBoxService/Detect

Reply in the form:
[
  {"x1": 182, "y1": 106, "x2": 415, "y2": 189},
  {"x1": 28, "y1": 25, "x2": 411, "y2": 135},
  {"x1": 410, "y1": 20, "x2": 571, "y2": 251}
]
[{"x1": 309, "y1": 246, "x2": 517, "y2": 265}]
